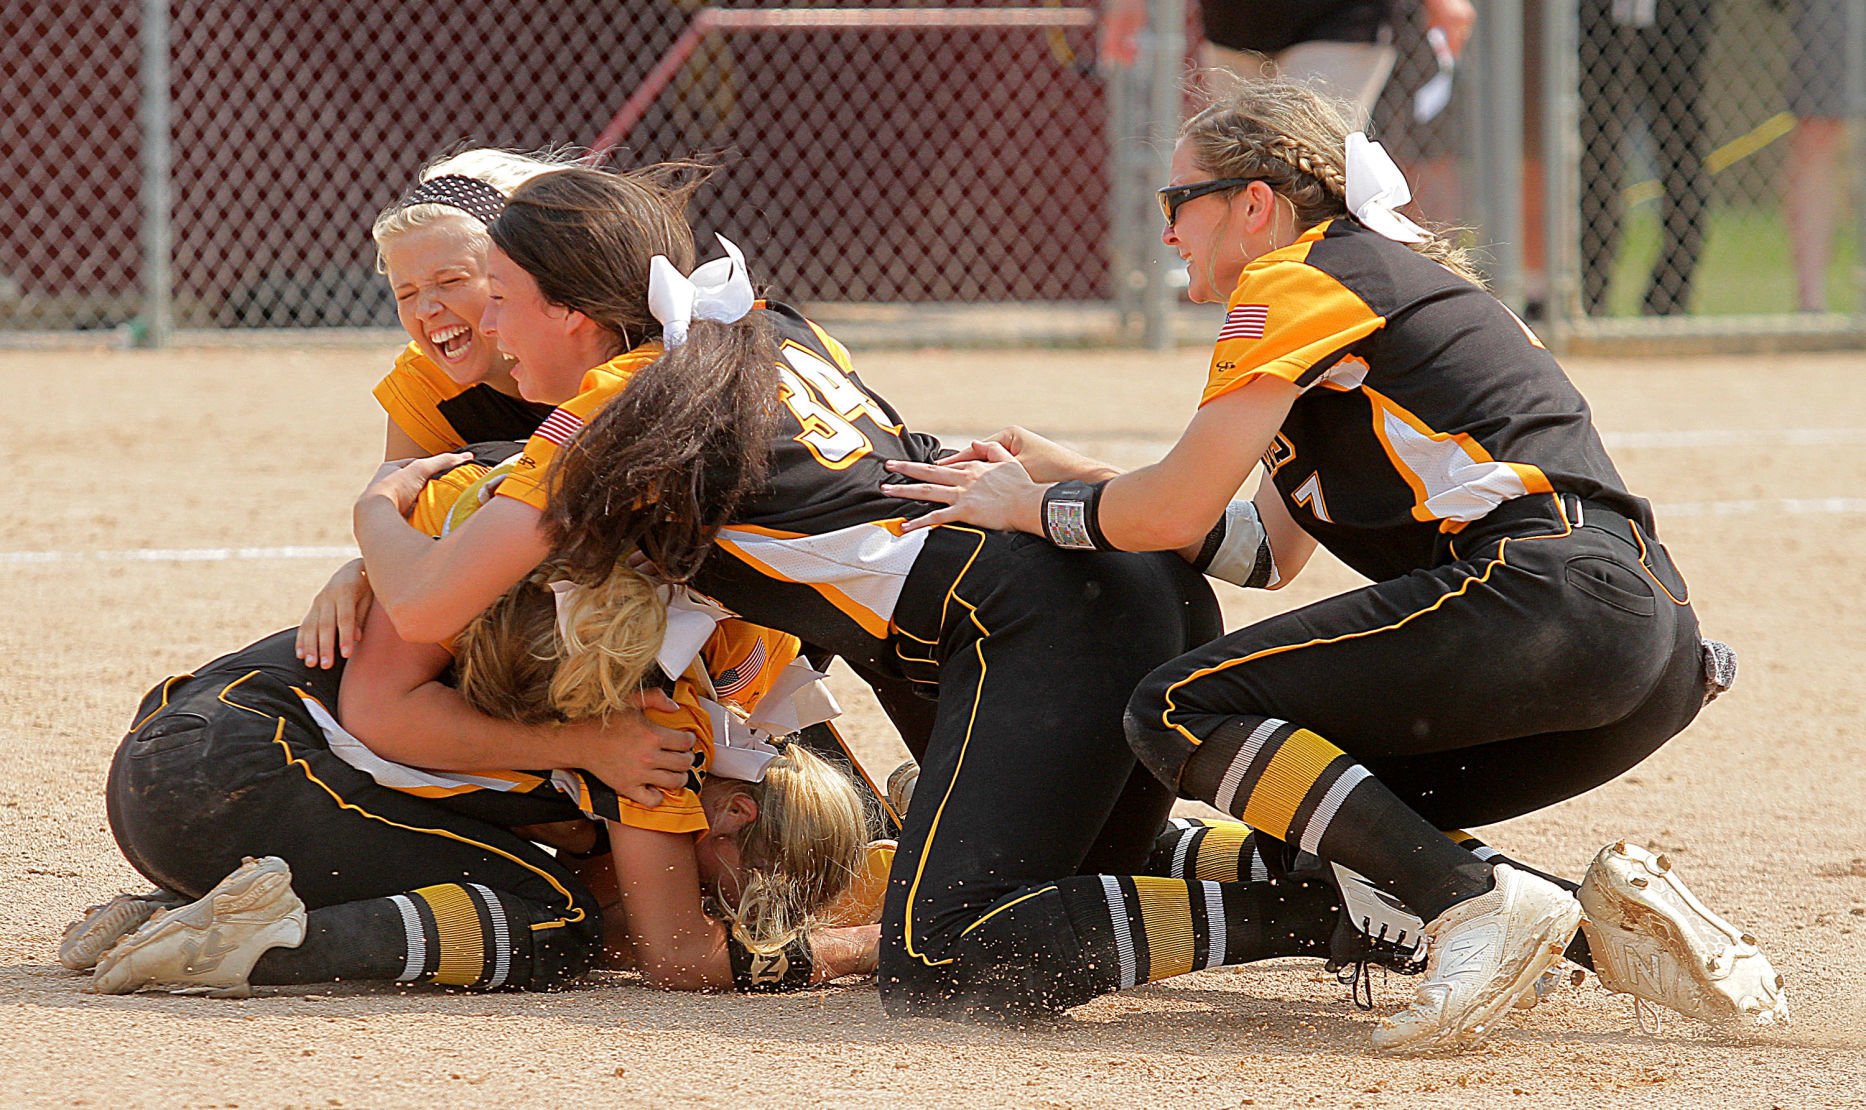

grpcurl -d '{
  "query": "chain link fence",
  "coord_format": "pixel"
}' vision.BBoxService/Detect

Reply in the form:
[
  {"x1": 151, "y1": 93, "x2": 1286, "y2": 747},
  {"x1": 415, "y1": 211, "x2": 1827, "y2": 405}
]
[
  {"x1": 1559, "y1": 0, "x2": 1864, "y2": 325},
  {"x1": 5, "y1": 0, "x2": 1109, "y2": 336},
  {"x1": 2, "y1": 1, "x2": 145, "y2": 330},
  {"x1": 3, "y1": 1, "x2": 1862, "y2": 347}
]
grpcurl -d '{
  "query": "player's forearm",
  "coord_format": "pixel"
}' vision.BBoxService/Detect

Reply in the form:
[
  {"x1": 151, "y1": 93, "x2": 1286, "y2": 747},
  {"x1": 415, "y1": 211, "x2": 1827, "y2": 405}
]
[
  {"x1": 1098, "y1": 464, "x2": 1233, "y2": 551},
  {"x1": 633, "y1": 919, "x2": 734, "y2": 992},
  {"x1": 352, "y1": 495, "x2": 463, "y2": 639},
  {"x1": 809, "y1": 925, "x2": 880, "y2": 983},
  {"x1": 341, "y1": 673, "x2": 590, "y2": 774}
]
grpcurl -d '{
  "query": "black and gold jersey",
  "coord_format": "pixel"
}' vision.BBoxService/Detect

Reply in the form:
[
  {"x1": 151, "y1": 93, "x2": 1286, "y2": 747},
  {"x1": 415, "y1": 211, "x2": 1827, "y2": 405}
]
[
  {"x1": 1205, "y1": 218, "x2": 1648, "y2": 582},
  {"x1": 374, "y1": 344, "x2": 557, "y2": 454},
  {"x1": 688, "y1": 303, "x2": 948, "y2": 670}
]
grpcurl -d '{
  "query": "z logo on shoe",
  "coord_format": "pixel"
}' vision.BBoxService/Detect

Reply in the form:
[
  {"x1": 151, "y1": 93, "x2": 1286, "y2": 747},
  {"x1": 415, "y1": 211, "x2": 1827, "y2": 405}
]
[{"x1": 179, "y1": 932, "x2": 240, "y2": 973}]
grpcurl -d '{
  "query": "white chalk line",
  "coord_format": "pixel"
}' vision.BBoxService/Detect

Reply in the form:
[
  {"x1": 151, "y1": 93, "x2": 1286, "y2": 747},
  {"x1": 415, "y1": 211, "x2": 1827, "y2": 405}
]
[
  {"x1": 5, "y1": 427, "x2": 1864, "y2": 567},
  {"x1": 928, "y1": 426, "x2": 1866, "y2": 454},
  {"x1": 1, "y1": 545, "x2": 357, "y2": 566},
  {"x1": 8, "y1": 497, "x2": 1866, "y2": 567}
]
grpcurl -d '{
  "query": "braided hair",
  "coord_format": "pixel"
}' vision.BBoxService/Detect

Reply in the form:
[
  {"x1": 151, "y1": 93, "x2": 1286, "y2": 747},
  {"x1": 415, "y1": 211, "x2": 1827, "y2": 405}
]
[{"x1": 1180, "y1": 80, "x2": 1482, "y2": 285}]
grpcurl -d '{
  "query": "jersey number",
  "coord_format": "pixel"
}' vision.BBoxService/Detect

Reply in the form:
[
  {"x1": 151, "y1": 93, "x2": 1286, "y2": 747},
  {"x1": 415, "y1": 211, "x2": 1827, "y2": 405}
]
[
  {"x1": 1291, "y1": 472, "x2": 1333, "y2": 523},
  {"x1": 777, "y1": 344, "x2": 891, "y2": 470}
]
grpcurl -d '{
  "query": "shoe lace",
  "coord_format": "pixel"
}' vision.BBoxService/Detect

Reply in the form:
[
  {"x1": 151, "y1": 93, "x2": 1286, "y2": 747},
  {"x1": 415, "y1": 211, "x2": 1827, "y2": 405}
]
[{"x1": 1334, "y1": 916, "x2": 1426, "y2": 1010}]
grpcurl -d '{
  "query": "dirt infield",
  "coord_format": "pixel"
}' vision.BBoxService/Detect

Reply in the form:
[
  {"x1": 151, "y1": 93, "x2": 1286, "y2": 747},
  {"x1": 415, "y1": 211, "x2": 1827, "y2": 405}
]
[{"x1": 4, "y1": 342, "x2": 1864, "y2": 1108}]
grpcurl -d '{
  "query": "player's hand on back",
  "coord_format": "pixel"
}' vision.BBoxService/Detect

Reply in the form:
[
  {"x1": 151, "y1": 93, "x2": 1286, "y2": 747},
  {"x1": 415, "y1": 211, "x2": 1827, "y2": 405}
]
[
  {"x1": 884, "y1": 442, "x2": 1047, "y2": 535},
  {"x1": 296, "y1": 557, "x2": 373, "y2": 668},
  {"x1": 938, "y1": 426, "x2": 1113, "y2": 484},
  {"x1": 565, "y1": 688, "x2": 698, "y2": 808}
]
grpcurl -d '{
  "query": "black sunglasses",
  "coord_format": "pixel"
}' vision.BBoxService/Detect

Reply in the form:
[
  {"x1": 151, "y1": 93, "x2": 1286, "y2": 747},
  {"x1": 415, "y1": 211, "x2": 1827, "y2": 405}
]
[{"x1": 1157, "y1": 178, "x2": 1258, "y2": 225}]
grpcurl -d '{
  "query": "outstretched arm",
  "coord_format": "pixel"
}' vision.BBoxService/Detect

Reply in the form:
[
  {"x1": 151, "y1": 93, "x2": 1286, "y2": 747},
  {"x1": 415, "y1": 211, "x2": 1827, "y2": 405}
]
[
  {"x1": 607, "y1": 823, "x2": 880, "y2": 990},
  {"x1": 885, "y1": 375, "x2": 1300, "y2": 551}
]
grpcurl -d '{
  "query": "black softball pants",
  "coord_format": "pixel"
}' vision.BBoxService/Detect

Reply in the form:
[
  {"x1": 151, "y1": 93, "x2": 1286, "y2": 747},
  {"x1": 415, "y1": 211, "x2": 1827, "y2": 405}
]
[
  {"x1": 105, "y1": 630, "x2": 601, "y2": 990},
  {"x1": 876, "y1": 527, "x2": 1223, "y2": 1019},
  {"x1": 1127, "y1": 494, "x2": 1708, "y2": 831}
]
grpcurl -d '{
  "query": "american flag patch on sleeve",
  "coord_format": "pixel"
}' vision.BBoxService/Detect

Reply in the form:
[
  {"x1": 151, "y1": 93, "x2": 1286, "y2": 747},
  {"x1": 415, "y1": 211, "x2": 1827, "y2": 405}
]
[
  {"x1": 1217, "y1": 304, "x2": 1269, "y2": 341},
  {"x1": 534, "y1": 408, "x2": 586, "y2": 447},
  {"x1": 713, "y1": 636, "x2": 766, "y2": 699}
]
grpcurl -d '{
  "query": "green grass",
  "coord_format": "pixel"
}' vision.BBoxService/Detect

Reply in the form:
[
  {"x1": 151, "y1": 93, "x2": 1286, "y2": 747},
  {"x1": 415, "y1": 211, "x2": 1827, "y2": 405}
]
[{"x1": 1602, "y1": 202, "x2": 1860, "y2": 317}]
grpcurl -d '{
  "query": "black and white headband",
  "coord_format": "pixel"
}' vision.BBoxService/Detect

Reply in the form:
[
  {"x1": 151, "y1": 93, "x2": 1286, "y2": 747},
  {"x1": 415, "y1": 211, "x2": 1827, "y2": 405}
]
[{"x1": 401, "y1": 174, "x2": 508, "y2": 226}]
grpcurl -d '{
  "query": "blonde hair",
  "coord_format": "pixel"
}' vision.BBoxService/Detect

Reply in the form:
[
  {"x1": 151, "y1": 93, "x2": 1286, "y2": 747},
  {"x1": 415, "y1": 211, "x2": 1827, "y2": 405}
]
[
  {"x1": 1179, "y1": 80, "x2": 1483, "y2": 286},
  {"x1": 715, "y1": 745, "x2": 873, "y2": 955},
  {"x1": 454, "y1": 560, "x2": 665, "y2": 725},
  {"x1": 370, "y1": 147, "x2": 579, "y2": 270}
]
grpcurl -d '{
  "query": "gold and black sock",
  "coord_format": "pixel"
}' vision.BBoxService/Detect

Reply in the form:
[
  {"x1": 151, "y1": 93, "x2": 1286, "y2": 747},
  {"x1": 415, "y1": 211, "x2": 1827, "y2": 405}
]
[
  {"x1": 1055, "y1": 874, "x2": 1336, "y2": 993},
  {"x1": 1181, "y1": 716, "x2": 1492, "y2": 920},
  {"x1": 1145, "y1": 818, "x2": 1272, "y2": 883},
  {"x1": 250, "y1": 883, "x2": 530, "y2": 990}
]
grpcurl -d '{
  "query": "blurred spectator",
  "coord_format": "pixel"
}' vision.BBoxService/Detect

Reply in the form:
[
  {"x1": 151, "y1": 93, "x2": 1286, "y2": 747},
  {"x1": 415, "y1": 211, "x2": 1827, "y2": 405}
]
[
  {"x1": 1196, "y1": 0, "x2": 1475, "y2": 122},
  {"x1": 1578, "y1": 0, "x2": 1715, "y2": 316},
  {"x1": 1783, "y1": 0, "x2": 1854, "y2": 313}
]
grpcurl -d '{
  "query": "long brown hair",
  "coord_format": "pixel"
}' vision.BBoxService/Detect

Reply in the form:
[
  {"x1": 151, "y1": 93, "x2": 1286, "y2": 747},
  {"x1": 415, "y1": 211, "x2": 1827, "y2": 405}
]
[
  {"x1": 489, "y1": 165, "x2": 780, "y2": 584},
  {"x1": 1180, "y1": 80, "x2": 1483, "y2": 286}
]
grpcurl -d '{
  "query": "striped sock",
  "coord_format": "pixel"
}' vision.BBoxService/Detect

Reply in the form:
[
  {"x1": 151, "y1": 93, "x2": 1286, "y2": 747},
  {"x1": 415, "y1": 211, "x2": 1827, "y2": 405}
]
[
  {"x1": 1053, "y1": 874, "x2": 1335, "y2": 993},
  {"x1": 396, "y1": 883, "x2": 525, "y2": 989},
  {"x1": 248, "y1": 885, "x2": 540, "y2": 990},
  {"x1": 1180, "y1": 716, "x2": 1492, "y2": 920},
  {"x1": 1146, "y1": 818, "x2": 1273, "y2": 883}
]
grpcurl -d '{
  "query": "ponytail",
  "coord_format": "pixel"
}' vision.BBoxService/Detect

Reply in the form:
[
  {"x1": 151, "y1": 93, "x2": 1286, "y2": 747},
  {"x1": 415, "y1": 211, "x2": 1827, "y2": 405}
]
[{"x1": 717, "y1": 745, "x2": 873, "y2": 956}]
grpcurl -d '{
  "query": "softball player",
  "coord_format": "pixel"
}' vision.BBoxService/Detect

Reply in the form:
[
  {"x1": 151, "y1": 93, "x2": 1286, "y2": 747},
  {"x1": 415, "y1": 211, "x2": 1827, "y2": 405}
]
[
  {"x1": 77, "y1": 449, "x2": 880, "y2": 997},
  {"x1": 293, "y1": 155, "x2": 908, "y2": 830},
  {"x1": 378, "y1": 166, "x2": 1496, "y2": 1030},
  {"x1": 297, "y1": 149, "x2": 571, "y2": 671},
  {"x1": 882, "y1": 80, "x2": 1786, "y2": 1049}
]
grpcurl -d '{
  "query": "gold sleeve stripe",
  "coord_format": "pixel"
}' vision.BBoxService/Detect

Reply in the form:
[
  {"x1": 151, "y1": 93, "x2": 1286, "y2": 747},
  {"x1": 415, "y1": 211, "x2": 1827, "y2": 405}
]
[
  {"x1": 1241, "y1": 728, "x2": 1342, "y2": 839},
  {"x1": 1202, "y1": 251, "x2": 1385, "y2": 406},
  {"x1": 373, "y1": 347, "x2": 466, "y2": 455},
  {"x1": 1132, "y1": 877, "x2": 1197, "y2": 982},
  {"x1": 414, "y1": 883, "x2": 486, "y2": 987}
]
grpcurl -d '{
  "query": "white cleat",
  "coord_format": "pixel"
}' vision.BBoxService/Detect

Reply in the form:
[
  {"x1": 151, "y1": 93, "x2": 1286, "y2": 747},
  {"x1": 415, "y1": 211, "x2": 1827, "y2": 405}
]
[
  {"x1": 1577, "y1": 840, "x2": 1789, "y2": 1032},
  {"x1": 1371, "y1": 864, "x2": 1582, "y2": 1055},
  {"x1": 90, "y1": 857, "x2": 306, "y2": 997},
  {"x1": 58, "y1": 889, "x2": 188, "y2": 971}
]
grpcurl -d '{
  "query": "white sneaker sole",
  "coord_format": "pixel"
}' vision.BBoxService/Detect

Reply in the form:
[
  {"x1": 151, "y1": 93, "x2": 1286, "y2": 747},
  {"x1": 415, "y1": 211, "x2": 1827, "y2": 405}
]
[
  {"x1": 90, "y1": 857, "x2": 306, "y2": 997},
  {"x1": 58, "y1": 891, "x2": 185, "y2": 971},
  {"x1": 1372, "y1": 866, "x2": 1582, "y2": 1055},
  {"x1": 1578, "y1": 841, "x2": 1789, "y2": 1030}
]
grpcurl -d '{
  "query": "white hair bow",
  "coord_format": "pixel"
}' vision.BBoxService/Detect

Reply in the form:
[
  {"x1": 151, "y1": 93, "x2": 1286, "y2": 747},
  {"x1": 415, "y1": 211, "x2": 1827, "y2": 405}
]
[
  {"x1": 547, "y1": 579, "x2": 589, "y2": 644},
  {"x1": 647, "y1": 234, "x2": 756, "y2": 350},
  {"x1": 1344, "y1": 132, "x2": 1429, "y2": 245}
]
